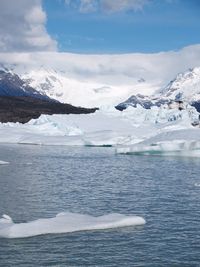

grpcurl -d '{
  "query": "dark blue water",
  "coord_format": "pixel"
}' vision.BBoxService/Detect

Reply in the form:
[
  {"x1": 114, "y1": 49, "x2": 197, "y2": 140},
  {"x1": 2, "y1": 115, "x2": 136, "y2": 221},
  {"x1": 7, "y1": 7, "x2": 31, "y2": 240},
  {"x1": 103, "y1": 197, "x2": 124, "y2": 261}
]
[{"x1": 0, "y1": 144, "x2": 200, "y2": 266}]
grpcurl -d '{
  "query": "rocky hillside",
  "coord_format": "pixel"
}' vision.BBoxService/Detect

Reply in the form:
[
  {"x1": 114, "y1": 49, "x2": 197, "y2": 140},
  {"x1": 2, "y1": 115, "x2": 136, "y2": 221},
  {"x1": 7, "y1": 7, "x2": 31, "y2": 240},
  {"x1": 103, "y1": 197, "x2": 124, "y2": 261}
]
[
  {"x1": 0, "y1": 96, "x2": 98, "y2": 123},
  {"x1": 0, "y1": 69, "x2": 51, "y2": 100},
  {"x1": 0, "y1": 69, "x2": 98, "y2": 123}
]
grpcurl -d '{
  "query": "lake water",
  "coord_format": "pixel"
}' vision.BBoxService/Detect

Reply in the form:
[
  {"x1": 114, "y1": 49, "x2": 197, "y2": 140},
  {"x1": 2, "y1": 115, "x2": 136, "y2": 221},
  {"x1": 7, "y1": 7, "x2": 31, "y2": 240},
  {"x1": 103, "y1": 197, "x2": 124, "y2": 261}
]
[{"x1": 0, "y1": 144, "x2": 200, "y2": 266}]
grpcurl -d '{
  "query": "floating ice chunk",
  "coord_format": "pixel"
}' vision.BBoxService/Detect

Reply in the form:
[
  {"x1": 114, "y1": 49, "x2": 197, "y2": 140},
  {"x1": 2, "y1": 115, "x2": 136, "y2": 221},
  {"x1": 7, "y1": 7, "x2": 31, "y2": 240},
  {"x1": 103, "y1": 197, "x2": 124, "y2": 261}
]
[
  {"x1": 0, "y1": 160, "x2": 9, "y2": 165},
  {"x1": 117, "y1": 128, "x2": 200, "y2": 157},
  {"x1": 0, "y1": 212, "x2": 146, "y2": 239},
  {"x1": 117, "y1": 140, "x2": 200, "y2": 157}
]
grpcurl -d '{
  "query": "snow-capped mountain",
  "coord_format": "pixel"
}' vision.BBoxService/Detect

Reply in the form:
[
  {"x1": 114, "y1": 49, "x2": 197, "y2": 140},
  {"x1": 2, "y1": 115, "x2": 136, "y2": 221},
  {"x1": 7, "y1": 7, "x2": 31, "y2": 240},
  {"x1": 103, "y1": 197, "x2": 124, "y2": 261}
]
[
  {"x1": 21, "y1": 66, "x2": 200, "y2": 110},
  {"x1": 1, "y1": 63, "x2": 200, "y2": 111},
  {"x1": 159, "y1": 67, "x2": 200, "y2": 101},
  {"x1": 0, "y1": 67, "x2": 98, "y2": 123},
  {"x1": 0, "y1": 68, "x2": 51, "y2": 101},
  {"x1": 116, "y1": 67, "x2": 200, "y2": 111},
  {"x1": 115, "y1": 94, "x2": 169, "y2": 111},
  {"x1": 19, "y1": 67, "x2": 157, "y2": 108}
]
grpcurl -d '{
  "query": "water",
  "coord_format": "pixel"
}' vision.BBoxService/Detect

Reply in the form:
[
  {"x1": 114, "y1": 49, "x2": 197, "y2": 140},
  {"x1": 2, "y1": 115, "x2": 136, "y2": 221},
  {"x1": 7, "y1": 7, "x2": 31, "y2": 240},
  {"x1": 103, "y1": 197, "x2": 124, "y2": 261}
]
[{"x1": 0, "y1": 144, "x2": 200, "y2": 266}]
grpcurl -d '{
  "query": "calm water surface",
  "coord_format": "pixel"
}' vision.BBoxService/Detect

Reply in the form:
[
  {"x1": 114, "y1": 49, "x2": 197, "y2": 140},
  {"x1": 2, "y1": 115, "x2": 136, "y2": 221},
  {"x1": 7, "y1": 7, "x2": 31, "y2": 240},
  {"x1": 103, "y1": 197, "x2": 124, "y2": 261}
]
[{"x1": 0, "y1": 144, "x2": 200, "y2": 266}]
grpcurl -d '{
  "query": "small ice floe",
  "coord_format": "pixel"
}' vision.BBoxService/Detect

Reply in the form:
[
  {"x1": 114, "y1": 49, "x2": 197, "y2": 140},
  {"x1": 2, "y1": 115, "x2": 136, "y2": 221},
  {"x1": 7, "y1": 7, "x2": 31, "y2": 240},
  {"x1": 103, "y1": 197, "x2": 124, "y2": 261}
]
[
  {"x1": 0, "y1": 160, "x2": 9, "y2": 165},
  {"x1": 194, "y1": 183, "x2": 200, "y2": 187},
  {"x1": 0, "y1": 212, "x2": 146, "y2": 239}
]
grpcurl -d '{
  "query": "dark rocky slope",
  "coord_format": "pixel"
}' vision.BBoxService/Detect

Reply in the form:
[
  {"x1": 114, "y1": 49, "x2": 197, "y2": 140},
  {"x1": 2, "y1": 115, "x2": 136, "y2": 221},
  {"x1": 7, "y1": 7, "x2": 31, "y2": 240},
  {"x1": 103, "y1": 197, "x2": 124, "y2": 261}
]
[
  {"x1": 0, "y1": 69, "x2": 98, "y2": 123},
  {"x1": 0, "y1": 96, "x2": 98, "y2": 123}
]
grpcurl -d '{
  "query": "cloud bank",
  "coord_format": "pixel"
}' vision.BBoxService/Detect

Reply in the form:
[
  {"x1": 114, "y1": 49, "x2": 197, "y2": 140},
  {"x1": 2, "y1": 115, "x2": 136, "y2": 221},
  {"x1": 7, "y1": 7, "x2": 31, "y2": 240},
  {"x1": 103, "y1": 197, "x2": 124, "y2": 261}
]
[
  {"x1": 0, "y1": 44, "x2": 200, "y2": 88},
  {"x1": 0, "y1": 0, "x2": 57, "y2": 52}
]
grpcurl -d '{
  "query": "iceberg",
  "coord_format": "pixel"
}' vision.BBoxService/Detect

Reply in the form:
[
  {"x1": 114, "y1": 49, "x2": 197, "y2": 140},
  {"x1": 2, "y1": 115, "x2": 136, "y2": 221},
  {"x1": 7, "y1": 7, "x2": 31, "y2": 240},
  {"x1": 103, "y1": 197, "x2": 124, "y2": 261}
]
[
  {"x1": 0, "y1": 160, "x2": 9, "y2": 165},
  {"x1": 0, "y1": 212, "x2": 146, "y2": 239},
  {"x1": 116, "y1": 129, "x2": 200, "y2": 157}
]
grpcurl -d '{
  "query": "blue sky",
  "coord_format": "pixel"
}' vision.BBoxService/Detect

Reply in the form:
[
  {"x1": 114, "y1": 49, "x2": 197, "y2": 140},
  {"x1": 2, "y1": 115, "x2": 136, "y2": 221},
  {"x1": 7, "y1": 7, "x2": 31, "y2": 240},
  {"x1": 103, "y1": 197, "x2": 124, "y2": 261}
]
[{"x1": 43, "y1": 0, "x2": 200, "y2": 53}]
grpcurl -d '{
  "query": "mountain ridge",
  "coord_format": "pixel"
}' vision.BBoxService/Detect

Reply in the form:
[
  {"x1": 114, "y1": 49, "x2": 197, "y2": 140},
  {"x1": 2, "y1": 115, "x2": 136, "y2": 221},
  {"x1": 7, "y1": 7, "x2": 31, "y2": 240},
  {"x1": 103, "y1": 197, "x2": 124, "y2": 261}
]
[
  {"x1": 116, "y1": 67, "x2": 200, "y2": 112},
  {"x1": 0, "y1": 68, "x2": 98, "y2": 123}
]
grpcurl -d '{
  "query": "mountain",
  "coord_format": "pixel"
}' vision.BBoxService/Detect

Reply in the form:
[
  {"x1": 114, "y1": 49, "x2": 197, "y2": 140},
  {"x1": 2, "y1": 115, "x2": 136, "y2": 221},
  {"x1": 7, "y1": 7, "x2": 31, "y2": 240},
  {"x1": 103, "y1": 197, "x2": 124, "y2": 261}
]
[
  {"x1": 1, "y1": 64, "x2": 200, "y2": 123},
  {"x1": 116, "y1": 67, "x2": 200, "y2": 112},
  {"x1": 20, "y1": 67, "x2": 156, "y2": 108},
  {"x1": 0, "y1": 63, "x2": 162, "y2": 108},
  {"x1": 0, "y1": 68, "x2": 98, "y2": 123},
  {"x1": 115, "y1": 94, "x2": 169, "y2": 111},
  {"x1": 159, "y1": 67, "x2": 200, "y2": 101},
  {"x1": 20, "y1": 68, "x2": 123, "y2": 108},
  {"x1": 0, "y1": 68, "x2": 51, "y2": 101}
]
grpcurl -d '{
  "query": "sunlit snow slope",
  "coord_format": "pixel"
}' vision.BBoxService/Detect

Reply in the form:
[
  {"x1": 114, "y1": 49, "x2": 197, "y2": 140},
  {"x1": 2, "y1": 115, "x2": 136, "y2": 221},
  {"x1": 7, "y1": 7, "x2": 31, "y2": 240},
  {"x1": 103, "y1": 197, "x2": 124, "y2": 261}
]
[
  {"x1": 21, "y1": 67, "x2": 157, "y2": 108},
  {"x1": 160, "y1": 67, "x2": 200, "y2": 102}
]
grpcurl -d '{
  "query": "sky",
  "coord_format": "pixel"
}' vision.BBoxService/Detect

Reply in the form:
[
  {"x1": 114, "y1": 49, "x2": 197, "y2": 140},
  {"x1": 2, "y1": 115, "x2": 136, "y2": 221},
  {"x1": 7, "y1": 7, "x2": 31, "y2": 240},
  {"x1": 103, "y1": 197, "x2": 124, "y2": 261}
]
[
  {"x1": 43, "y1": 0, "x2": 200, "y2": 53},
  {"x1": 0, "y1": 0, "x2": 199, "y2": 54}
]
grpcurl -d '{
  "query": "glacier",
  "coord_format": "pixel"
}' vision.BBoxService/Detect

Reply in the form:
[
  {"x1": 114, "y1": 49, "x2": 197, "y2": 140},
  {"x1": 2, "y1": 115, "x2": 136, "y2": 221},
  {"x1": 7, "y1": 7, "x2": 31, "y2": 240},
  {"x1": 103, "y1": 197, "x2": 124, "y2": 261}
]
[
  {"x1": 19, "y1": 67, "x2": 200, "y2": 109},
  {"x1": 0, "y1": 213, "x2": 145, "y2": 239},
  {"x1": 20, "y1": 67, "x2": 158, "y2": 108},
  {"x1": 0, "y1": 103, "x2": 200, "y2": 155}
]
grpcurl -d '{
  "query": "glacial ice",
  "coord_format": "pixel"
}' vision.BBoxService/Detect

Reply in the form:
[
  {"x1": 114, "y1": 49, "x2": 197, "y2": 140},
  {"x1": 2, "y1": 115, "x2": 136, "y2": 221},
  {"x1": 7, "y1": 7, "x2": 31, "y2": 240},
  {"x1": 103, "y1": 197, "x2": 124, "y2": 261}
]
[
  {"x1": 0, "y1": 212, "x2": 146, "y2": 239},
  {"x1": 20, "y1": 66, "x2": 159, "y2": 108},
  {"x1": 116, "y1": 129, "x2": 200, "y2": 156},
  {"x1": 0, "y1": 104, "x2": 200, "y2": 155}
]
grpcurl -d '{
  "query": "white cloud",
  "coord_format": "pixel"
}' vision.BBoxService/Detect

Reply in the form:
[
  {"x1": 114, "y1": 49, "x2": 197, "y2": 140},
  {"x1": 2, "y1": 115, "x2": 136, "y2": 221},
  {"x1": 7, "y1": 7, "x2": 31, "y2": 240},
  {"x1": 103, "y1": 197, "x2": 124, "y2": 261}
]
[
  {"x1": 65, "y1": 0, "x2": 149, "y2": 13},
  {"x1": 100, "y1": 0, "x2": 149, "y2": 12},
  {"x1": 79, "y1": 0, "x2": 98, "y2": 13},
  {"x1": 0, "y1": 0, "x2": 57, "y2": 52}
]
